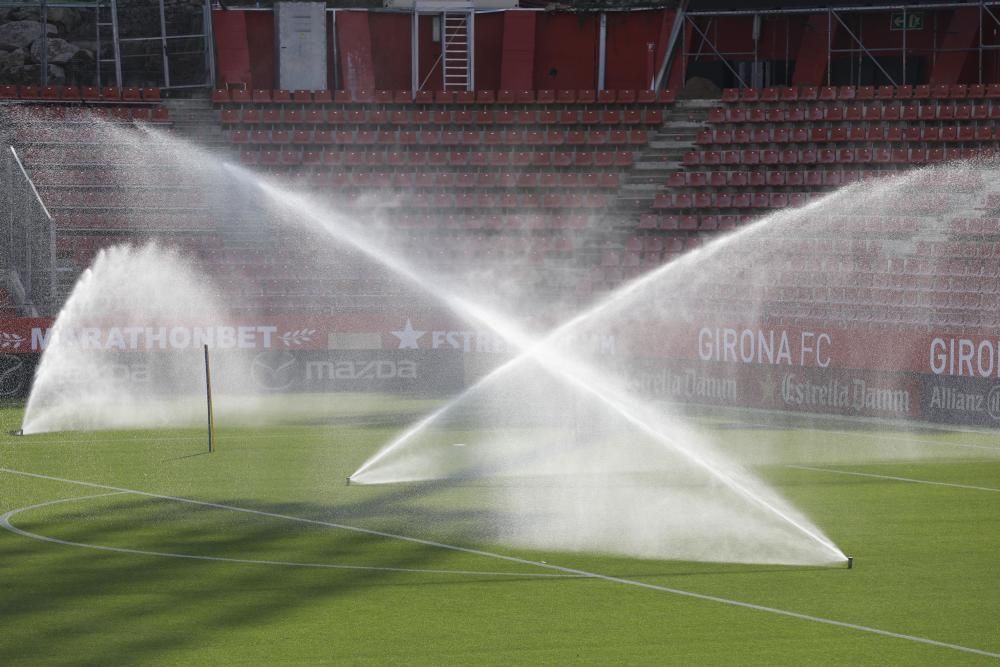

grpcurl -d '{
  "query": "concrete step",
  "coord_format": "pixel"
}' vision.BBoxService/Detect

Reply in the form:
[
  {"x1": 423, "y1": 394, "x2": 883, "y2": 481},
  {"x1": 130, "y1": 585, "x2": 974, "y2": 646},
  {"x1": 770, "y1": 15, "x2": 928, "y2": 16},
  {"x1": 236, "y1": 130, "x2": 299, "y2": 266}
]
[
  {"x1": 649, "y1": 140, "x2": 694, "y2": 150},
  {"x1": 620, "y1": 183, "x2": 664, "y2": 193}
]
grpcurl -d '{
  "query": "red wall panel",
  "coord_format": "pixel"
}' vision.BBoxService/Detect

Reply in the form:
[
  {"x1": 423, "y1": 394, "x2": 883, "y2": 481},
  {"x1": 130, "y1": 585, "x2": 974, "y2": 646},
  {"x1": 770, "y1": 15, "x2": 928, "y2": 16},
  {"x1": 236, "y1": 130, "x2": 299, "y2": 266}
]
[
  {"x1": 244, "y1": 12, "x2": 275, "y2": 90},
  {"x1": 212, "y1": 10, "x2": 251, "y2": 88},
  {"x1": 368, "y1": 13, "x2": 411, "y2": 90},
  {"x1": 605, "y1": 10, "x2": 665, "y2": 90},
  {"x1": 533, "y1": 13, "x2": 598, "y2": 91},
  {"x1": 474, "y1": 13, "x2": 504, "y2": 92},
  {"x1": 337, "y1": 11, "x2": 376, "y2": 93},
  {"x1": 792, "y1": 14, "x2": 835, "y2": 86},
  {"x1": 500, "y1": 10, "x2": 536, "y2": 91},
  {"x1": 930, "y1": 8, "x2": 978, "y2": 84},
  {"x1": 416, "y1": 15, "x2": 442, "y2": 91}
]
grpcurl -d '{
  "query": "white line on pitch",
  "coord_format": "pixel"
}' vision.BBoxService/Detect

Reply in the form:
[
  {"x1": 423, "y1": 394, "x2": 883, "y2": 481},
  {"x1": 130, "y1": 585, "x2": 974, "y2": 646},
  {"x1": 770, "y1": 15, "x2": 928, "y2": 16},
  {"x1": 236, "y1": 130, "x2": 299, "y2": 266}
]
[
  {"x1": 786, "y1": 465, "x2": 1000, "y2": 493},
  {"x1": 2, "y1": 466, "x2": 998, "y2": 660},
  {"x1": 0, "y1": 493, "x2": 575, "y2": 579}
]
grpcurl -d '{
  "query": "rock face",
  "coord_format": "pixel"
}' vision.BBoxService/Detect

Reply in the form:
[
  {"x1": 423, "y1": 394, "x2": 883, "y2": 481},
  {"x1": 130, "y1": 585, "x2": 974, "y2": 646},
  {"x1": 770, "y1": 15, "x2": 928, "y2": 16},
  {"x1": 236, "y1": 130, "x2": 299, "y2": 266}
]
[
  {"x1": 0, "y1": 1, "x2": 207, "y2": 88},
  {"x1": 29, "y1": 37, "x2": 81, "y2": 65},
  {"x1": 0, "y1": 20, "x2": 56, "y2": 51}
]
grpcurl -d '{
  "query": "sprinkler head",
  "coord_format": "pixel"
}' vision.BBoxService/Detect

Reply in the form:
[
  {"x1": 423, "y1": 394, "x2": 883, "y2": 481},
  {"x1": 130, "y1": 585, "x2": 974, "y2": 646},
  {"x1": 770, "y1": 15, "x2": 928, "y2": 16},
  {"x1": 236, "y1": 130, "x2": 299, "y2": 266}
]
[
  {"x1": 846, "y1": 556, "x2": 854, "y2": 570},
  {"x1": 345, "y1": 476, "x2": 351, "y2": 487},
  {"x1": 10, "y1": 428, "x2": 23, "y2": 436}
]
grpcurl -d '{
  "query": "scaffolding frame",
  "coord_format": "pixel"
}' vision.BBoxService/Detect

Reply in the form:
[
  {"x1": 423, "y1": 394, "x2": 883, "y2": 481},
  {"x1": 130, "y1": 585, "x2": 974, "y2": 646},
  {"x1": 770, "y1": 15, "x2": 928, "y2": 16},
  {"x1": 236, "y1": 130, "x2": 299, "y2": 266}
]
[
  {"x1": 410, "y1": 1, "x2": 476, "y2": 95},
  {"x1": 0, "y1": 0, "x2": 215, "y2": 90},
  {"x1": 681, "y1": 1, "x2": 1000, "y2": 89},
  {"x1": 1, "y1": 146, "x2": 55, "y2": 317}
]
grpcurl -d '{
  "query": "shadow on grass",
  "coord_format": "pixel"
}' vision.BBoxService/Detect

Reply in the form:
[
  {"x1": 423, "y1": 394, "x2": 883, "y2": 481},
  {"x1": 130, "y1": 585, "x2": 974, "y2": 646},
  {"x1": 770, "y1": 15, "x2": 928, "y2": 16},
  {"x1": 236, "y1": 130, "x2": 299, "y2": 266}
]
[{"x1": 0, "y1": 479, "x2": 582, "y2": 664}]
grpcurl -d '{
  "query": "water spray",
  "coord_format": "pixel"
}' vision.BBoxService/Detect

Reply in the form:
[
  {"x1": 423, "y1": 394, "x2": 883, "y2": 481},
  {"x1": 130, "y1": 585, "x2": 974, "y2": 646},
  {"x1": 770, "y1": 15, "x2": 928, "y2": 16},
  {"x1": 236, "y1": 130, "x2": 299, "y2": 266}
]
[{"x1": 235, "y1": 166, "x2": 848, "y2": 565}]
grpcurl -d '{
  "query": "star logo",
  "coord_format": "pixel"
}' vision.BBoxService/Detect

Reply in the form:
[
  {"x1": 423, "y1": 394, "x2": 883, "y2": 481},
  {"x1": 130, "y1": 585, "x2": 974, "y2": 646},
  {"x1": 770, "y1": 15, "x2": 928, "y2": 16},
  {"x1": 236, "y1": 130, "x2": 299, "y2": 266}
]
[{"x1": 391, "y1": 319, "x2": 425, "y2": 349}]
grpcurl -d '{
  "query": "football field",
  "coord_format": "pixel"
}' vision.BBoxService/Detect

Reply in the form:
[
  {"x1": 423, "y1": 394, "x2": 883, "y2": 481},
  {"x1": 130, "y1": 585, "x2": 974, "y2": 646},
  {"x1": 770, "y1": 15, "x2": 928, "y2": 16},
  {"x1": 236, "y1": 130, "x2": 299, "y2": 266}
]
[{"x1": 1, "y1": 403, "x2": 998, "y2": 664}]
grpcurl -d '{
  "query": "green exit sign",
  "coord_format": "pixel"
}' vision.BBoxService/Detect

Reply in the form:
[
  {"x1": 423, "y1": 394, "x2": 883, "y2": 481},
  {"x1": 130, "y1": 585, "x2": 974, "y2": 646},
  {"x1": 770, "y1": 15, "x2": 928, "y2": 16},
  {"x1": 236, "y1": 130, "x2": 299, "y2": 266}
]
[{"x1": 890, "y1": 12, "x2": 924, "y2": 31}]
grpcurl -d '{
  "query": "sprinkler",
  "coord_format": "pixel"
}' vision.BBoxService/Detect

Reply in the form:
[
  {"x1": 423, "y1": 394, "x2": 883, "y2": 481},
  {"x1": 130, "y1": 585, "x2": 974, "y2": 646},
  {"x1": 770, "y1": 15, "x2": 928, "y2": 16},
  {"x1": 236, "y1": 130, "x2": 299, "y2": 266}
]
[
  {"x1": 10, "y1": 428, "x2": 23, "y2": 436},
  {"x1": 846, "y1": 555, "x2": 854, "y2": 569},
  {"x1": 345, "y1": 476, "x2": 351, "y2": 486}
]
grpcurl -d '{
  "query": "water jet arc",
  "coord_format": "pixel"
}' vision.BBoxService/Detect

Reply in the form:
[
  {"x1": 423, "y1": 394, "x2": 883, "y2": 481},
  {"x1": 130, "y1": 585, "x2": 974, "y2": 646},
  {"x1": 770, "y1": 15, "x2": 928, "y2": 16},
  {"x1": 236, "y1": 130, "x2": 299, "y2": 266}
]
[{"x1": 231, "y1": 166, "x2": 846, "y2": 564}]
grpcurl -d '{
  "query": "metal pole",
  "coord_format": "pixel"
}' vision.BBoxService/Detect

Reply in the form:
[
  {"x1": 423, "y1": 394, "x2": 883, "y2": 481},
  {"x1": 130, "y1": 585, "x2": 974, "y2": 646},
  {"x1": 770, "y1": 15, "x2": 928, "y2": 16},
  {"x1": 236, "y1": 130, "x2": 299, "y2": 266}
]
[
  {"x1": 411, "y1": 6, "x2": 419, "y2": 94},
  {"x1": 902, "y1": 6, "x2": 907, "y2": 83},
  {"x1": 204, "y1": 344, "x2": 215, "y2": 453},
  {"x1": 41, "y1": 0, "x2": 48, "y2": 87},
  {"x1": 653, "y1": 0, "x2": 687, "y2": 92},
  {"x1": 159, "y1": 0, "x2": 171, "y2": 88},
  {"x1": 331, "y1": 9, "x2": 339, "y2": 91},
  {"x1": 5, "y1": 150, "x2": 13, "y2": 289},
  {"x1": 467, "y1": 10, "x2": 474, "y2": 91},
  {"x1": 686, "y1": 1, "x2": 1000, "y2": 17},
  {"x1": 687, "y1": 16, "x2": 748, "y2": 87},
  {"x1": 832, "y1": 10, "x2": 898, "y2": 85},
  {"x1": 598, "y1": 12, "x2": 607, "y2": 91},
  {"x1": 827, "y1": 9, "x2": 832, "y2": 85},
  {"x1": 95, "y1": 0, "x2": 101, "y2": 89},
  {"x1": 681, "y1": 13, "x2": 687, "y2": 85},
  {"x1": 111, "y1": 0, "x2": 122, "y2": 88},
  {"x1": 204, "y1": 0, "x2": 216, "y2": 88}
]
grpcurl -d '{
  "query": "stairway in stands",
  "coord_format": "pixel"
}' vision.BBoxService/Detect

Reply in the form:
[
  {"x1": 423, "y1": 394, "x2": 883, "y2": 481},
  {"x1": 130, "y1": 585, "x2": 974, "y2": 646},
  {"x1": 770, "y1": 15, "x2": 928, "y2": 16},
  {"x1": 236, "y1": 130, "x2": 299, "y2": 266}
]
[
  {"x1": 161, "y1": 95, "x2": 229, "y2": 151},
  {"x1": 616, "y1": 99, "x2": 713, "y2": 216},
  {"x1": 161, "y1": 93, "x2": 281, "y2": 310}
]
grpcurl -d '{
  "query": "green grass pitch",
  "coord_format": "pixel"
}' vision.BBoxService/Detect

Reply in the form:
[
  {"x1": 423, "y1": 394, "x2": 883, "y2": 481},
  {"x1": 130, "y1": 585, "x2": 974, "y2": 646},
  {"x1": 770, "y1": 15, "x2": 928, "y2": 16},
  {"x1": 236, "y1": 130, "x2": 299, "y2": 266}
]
[{"x1": 1, "y1": 402, "x2": 998, "y2": 664}]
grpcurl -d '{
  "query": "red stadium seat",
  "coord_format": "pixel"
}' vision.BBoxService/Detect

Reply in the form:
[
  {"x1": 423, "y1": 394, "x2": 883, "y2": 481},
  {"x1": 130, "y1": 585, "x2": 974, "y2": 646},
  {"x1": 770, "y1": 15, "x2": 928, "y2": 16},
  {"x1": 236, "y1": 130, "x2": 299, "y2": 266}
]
[
  {"x1": 931, "y1": 84, "x2": 950, "y2": 99},
  {"x1": 874, "y1": 85, "x2": 894, "y2": 100}
]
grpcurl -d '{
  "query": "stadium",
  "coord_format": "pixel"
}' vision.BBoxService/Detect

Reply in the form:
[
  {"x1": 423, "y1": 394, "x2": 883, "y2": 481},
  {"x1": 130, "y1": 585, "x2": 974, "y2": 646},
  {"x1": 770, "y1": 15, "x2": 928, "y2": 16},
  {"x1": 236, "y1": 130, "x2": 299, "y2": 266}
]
[{"x1": 1, "y1": 0, "x2": 999, "y2": 662}]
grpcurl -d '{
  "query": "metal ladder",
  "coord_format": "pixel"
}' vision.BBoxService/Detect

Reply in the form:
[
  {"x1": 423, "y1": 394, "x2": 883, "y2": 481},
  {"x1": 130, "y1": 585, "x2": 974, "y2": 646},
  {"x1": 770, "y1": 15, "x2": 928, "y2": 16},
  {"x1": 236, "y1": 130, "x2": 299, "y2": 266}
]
[
  {"x1": 441, "y1": 11, "x2": 473, "y2": 91},
  {"x1": 95, "y1": 0, "x2": 121, "y2": 89}
]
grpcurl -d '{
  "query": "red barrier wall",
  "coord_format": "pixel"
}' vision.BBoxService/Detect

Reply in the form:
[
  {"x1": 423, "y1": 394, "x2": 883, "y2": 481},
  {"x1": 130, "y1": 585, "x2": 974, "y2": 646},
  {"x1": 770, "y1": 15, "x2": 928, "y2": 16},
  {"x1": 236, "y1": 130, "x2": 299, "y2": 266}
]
[
  {"x1": 475, "y1": 13, "x2": 504, "y2": 92},
  {"x1": 532, "y1": 13, "x2": 598, "y2": 90},
  {"x1": 245, "y1": 12, "x2": 275, "y2": 90},
  {"x1": 337, "y1": 10, "x2": 376, "y2": 93},
  {"x1": 212, "y1": 10, "x2": 252, "y2": 87},
  {"x1": 210, "y1": 7, "x2": 998, "y2": 92},
  {"x1": 369, "y1": 12, "x2": 411, "y2": 91},
  {"x1": 605, "y1": 11, "x2": 666, "y2": 90},
  {"x1": 500, "y1": 10, "x2": 536, "y2": 91}
]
